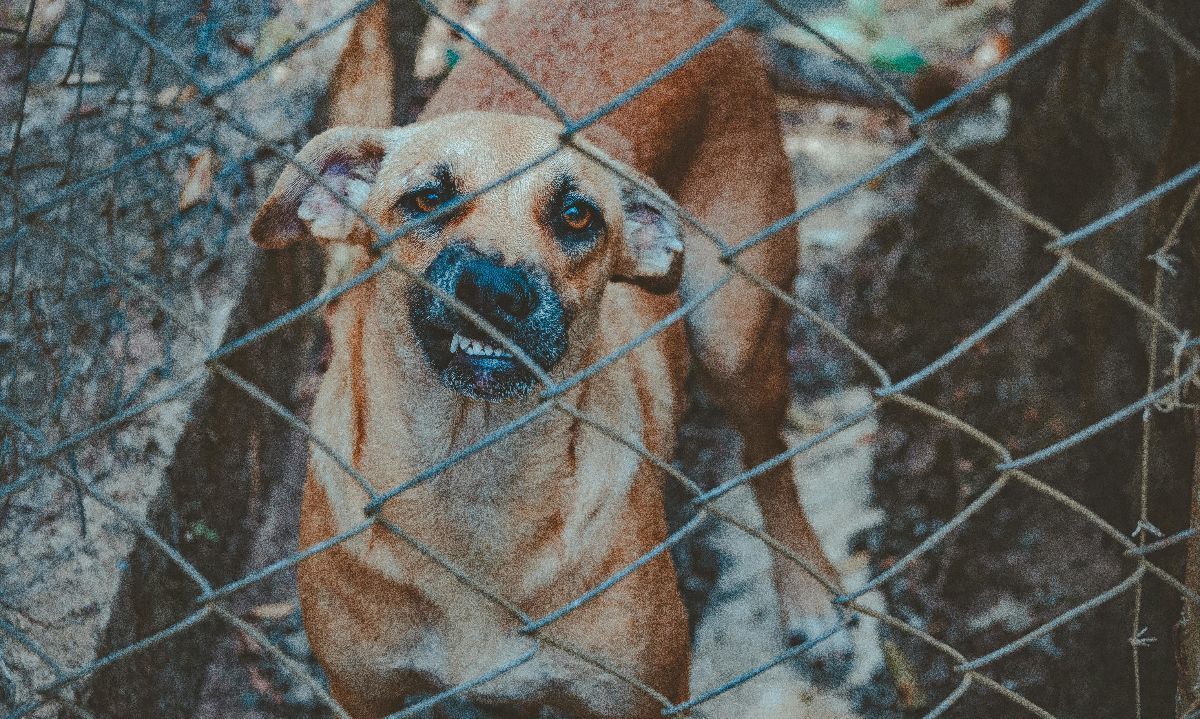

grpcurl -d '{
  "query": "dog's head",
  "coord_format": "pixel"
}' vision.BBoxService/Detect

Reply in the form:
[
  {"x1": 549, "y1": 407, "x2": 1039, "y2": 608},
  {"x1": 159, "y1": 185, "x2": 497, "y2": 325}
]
[{"x1": 251, "y1": 113, "x2": 682, "y2": 401}]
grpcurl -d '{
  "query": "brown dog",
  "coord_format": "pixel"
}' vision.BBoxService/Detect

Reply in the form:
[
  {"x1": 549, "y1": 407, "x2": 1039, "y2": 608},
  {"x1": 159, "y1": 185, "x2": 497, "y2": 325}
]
[{"x1": 251, "y1": 0, "x2": 846, "y2": 716}]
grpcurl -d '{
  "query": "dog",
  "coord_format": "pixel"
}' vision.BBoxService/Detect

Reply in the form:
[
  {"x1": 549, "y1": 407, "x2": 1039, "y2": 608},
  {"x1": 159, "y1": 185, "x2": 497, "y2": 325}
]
[{"x1": 250, "y1": 0, "x2": 846, "y2": 715}]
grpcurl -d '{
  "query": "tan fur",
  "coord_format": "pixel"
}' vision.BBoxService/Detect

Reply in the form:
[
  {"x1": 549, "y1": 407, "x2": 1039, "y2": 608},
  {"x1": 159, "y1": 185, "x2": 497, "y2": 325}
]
[
  {"x1": 417, "y1": 3, "x2": 844, "y2": 643},
  {"x1": 256, "y1": 1, "x2": 848, "y2": 716}
]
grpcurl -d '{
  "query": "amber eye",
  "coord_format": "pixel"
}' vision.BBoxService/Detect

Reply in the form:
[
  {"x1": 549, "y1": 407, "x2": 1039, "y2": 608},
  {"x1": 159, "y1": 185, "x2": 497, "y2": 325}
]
[
  {"x1": 412, "y1": 189, "x2": 444, "y2": 214},
  {"x1": 560, "y1": 201, "x2": 594, "y2": 231}
]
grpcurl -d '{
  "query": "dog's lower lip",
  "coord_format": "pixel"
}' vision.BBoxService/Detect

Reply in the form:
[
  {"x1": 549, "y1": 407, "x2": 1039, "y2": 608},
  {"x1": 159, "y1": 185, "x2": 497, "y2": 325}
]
[{"x1": 454, "y1": 354, "x2": 515, "y2": 369}]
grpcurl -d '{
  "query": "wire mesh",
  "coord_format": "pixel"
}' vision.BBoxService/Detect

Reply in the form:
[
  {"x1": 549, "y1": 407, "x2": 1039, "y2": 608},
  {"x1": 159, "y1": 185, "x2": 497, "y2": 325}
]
[{"x1": 2, "y1": 0, "x2": 1199, "y2": 717}]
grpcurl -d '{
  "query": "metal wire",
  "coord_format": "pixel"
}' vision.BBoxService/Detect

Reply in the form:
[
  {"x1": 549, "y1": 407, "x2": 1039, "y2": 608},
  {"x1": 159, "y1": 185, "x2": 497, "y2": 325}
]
[{"x1": 2, "y1": 0, "x2": 1199, "y2": 717}]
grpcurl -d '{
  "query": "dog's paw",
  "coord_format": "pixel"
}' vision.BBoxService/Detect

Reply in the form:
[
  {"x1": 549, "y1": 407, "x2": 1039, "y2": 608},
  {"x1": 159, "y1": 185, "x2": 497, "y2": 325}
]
[{"x1": 786, "y1": 609, "x2": 856, "y2": 688}]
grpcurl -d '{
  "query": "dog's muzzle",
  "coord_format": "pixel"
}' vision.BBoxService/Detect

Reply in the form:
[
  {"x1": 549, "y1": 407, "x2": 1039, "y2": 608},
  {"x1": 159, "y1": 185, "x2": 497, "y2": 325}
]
[{"x1": 406, "y1": 243, "x2": 568, "y2": 401}]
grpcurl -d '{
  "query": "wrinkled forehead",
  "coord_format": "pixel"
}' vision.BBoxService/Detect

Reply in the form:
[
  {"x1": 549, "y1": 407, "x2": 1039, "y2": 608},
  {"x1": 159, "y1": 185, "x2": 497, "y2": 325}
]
[{"x1": 375, "y1": 114, "x2": 616, "y2": 201}]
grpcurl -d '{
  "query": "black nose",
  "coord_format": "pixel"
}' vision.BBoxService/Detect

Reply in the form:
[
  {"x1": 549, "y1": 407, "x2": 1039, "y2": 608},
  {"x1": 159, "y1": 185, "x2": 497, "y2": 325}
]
[{"x1": 454, "y1": 259, "x2": 537, "y2": 327}]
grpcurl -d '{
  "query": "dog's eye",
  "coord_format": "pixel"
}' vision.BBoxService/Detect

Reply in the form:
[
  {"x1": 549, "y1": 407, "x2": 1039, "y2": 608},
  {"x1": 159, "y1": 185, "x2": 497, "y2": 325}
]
[
  {"x1": 414, "y1": 190, "x2": 444, "y2": 213},
  {"x1": 401, "y1": 186, "x2": 453, "y2": 215},
  {"x1": 560, "y1": 201, "x2": 595, "y2": 231},
  {"x1": 550, "y1": 191, "x2": 603, "y2": 255}
]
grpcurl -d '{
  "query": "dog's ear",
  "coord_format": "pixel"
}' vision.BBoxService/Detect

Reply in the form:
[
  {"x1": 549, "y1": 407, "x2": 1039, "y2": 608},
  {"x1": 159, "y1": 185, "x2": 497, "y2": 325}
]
[
  {"x1": 250, "y1": 127, "x2": 391, "y2": 249},
  {"x1": 612, "y1": 183, "x2": 684, "y2": 294}
]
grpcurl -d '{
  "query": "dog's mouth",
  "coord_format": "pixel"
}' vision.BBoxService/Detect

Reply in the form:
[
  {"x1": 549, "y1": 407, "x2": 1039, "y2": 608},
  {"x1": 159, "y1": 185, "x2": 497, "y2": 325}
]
[
  {"x1": 412, "y1": 319, "x2": 561, "y2": 401},
  {"x1": 441, "y1": 330, "x2": 525, "y2": 397},
  {"x1": 406, "y1": 245, "x2": 569, "y2": 401}
]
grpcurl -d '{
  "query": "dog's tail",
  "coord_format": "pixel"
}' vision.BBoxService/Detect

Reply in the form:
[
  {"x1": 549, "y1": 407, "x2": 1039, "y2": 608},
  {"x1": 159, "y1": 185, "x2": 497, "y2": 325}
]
[{"x1": 328, "y1": 0, "x2": 396, "y2": 128}]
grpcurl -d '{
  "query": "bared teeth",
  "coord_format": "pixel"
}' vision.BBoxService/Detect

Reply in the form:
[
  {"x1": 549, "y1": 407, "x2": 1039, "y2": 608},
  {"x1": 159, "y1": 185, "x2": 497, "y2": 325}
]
[{"x1": 450, "y1": 332, "x2": 513, "y2": 358}]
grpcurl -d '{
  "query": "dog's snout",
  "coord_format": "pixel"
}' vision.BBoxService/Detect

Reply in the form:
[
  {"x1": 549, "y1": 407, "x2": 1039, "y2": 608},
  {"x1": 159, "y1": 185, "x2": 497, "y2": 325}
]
[
  {"x1": 455, "y1": 260, "x2": 537, "y2": 326},
  {"x1": 412, "y1": 244, "x2": 566, "y2": 397}
]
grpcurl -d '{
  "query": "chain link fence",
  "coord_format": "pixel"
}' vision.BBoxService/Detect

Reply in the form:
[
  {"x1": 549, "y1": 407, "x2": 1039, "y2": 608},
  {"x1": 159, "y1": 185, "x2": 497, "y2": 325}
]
[{"x1": 2, "y1": 0, "x2": 1199, "y2": 717}]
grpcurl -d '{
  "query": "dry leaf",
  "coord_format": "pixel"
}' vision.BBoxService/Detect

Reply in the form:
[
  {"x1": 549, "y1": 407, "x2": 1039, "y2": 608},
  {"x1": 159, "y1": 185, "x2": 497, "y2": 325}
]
[
  {"x1": 179, "y1": 148, "x2": 217, "y2": 211},
  {"x1": 64, "y1": 104, "x2": 103, "y2": 122},
  {"x1": 249, "y1": 601, "x2": 296, "y2": 621},
  {"x1": 177, "y1": 84, "x2": 199, "y2": 105},
  {"x1": 155, "y1": 86, "x2": 180, "y2": 107},
  {"x1": 227, "y1": 31, "x2": 256, "y2": 57},
  {"x1": 972, "y1": 32, "x2": 1012, "y2": 71},
  {"x1": 255, "y1": 17, "x2": 300, "y2": 62},
  {"x1": 155, "y1": 84, "x2": 198, "y2": 108},
  {"x1": 883, "y1": 640, "x2": 927, "y2": 710},
  {"x1": 246, "y1": 666, "x2": 285, "y2": 704}
]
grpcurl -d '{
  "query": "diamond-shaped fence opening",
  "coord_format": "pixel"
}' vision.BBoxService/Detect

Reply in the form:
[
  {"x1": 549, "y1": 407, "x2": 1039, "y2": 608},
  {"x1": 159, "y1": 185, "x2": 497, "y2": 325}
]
[{"x1": 2, "y1": 0, "x2": 1199, "y2": 717}]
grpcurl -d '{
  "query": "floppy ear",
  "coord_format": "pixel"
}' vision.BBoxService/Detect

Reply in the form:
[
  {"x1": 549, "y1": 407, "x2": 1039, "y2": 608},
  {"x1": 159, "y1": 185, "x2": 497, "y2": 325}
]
[
  {"x1": 250, "y1": 127, "x2": 390, "y2": 249},
  {"x1": 612, "y1": 183, "x2": 684, "y2": 294}
]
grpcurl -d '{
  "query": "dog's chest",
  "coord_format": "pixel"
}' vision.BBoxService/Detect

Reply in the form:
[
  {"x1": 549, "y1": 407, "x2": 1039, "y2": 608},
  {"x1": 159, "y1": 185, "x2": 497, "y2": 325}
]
[
  {"x1": 302, "y1": 287, "x2": 682, "y2": 712},
  {"x1": 307, "y1": 544, "x2": 642, "y2": 714}
]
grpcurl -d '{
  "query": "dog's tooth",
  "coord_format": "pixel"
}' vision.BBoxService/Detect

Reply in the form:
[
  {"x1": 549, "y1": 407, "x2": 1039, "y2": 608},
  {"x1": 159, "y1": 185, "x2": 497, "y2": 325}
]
[{"x1": 450, "y1": 334, "x2": 461, "y2": 353}]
